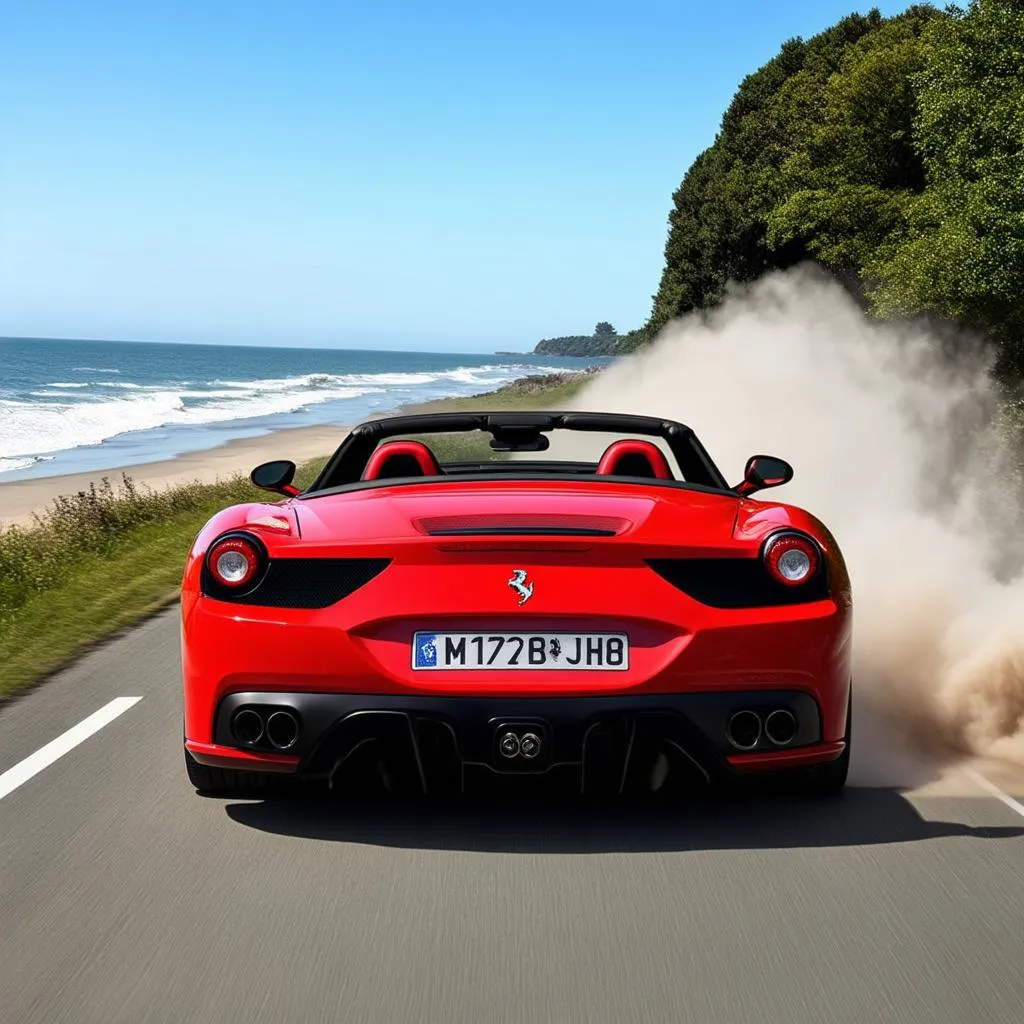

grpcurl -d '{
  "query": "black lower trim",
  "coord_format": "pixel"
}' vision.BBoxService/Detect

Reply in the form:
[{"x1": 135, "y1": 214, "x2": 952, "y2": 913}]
[{"x1": 214, "y1": 690, "x2": 823, "y2": 793}]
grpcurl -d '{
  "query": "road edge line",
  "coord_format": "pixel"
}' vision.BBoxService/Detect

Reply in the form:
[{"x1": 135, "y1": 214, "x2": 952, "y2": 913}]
[
  {"x1": 963, "y1": 767, "x2": 1024, "y2": 819},
  {"x1": 0, "y1": 696, "x2": 143, "y2": 801}
]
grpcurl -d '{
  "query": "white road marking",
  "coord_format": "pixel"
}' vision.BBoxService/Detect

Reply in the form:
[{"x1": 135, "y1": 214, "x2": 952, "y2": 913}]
[
  {"x1": 963, "y1": 767, "x2": 1024, "y2": 820},
  {"x1": 0, "y1": 696, "x2": 143, "y2": 801}
]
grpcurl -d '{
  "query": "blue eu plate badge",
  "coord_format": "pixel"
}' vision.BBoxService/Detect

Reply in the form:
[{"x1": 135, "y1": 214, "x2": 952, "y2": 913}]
[{"x1": 414, "y1": 634, "x2": 438, "y2": 668}]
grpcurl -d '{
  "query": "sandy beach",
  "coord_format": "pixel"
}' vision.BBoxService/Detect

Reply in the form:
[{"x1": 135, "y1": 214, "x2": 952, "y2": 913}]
[
  {"x1": 0, "y1": 367, "x2": 600, "y2": 529},
  {"x1": 0, "y1": 421, "x2": 352, "y2": 529}
]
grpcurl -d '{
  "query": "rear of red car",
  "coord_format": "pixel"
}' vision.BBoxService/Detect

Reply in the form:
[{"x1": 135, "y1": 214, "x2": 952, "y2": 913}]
[{"x1": 182, "y1": 477, "x2": 852, "y2": 798}]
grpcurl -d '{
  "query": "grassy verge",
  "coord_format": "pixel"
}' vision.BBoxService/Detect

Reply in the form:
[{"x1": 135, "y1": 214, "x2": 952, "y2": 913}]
[
  {"x1": 399, "y1": 375, "x2": 588, "y2": 414},
  {"x1": 0, "y1": 459, "x2": 326, "y2": 701},
  {"x1": 0, "y1": 373, "x2": 591, "y2": 700}
]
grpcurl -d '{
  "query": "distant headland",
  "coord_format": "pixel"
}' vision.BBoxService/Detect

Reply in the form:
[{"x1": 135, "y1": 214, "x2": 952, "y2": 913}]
[{"x1": 498, "y1": 322, "x2": 623, "y2": 357}]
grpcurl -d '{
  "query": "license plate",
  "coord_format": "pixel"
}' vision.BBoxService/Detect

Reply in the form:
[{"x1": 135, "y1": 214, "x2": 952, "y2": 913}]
[{"x1": 411, "y1": 632, "x2": 629, "y2": 670}]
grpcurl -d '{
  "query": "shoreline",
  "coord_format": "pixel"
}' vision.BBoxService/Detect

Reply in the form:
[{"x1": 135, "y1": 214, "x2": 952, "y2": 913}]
[
  {"x1": 0, "y1": 368, "x2": 599, "y2": 528},
  {"x1": 0, "y1": 421, "x2": 350, "y2": 528}
]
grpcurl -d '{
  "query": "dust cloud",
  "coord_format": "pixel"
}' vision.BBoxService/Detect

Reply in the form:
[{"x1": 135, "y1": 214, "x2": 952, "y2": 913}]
[{"x1": 564, "y1": 265, "x2": 1024, "y2": 783}]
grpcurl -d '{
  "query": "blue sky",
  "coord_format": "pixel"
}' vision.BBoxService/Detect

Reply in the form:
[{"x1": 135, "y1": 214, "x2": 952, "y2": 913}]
[{"x1": 1, "y1": 1, "x2": 912, "y2": 351}]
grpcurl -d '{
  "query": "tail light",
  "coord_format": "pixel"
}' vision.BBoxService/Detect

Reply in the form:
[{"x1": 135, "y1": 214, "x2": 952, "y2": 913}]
[
  {"x1": 207, "y1": 534, "x2": 263, "y2": 589},
  {"x1": 763, "y1": 532, "x2": 820, "y2": 586}
]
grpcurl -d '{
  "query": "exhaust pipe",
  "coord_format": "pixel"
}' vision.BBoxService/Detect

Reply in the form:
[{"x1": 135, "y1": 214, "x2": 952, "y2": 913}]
[
  {"x1": 725, "y1": 710, "x2": 762, "y2": 751},
  {"x1": 764, "y1": 708, "x2": 797, "y2": 746},
  {"x1": 519, "y1": 732, "x2": 541, "y2": 759},
  {"x1": 231, "y1": 708, "x2": 265, "y2": 745},
  {"x1": 266, "y1": 710, "x2": 300, "y2": 750},
  {"x1": 498, "y1": 732, "x2": 521, "y2": 758}
]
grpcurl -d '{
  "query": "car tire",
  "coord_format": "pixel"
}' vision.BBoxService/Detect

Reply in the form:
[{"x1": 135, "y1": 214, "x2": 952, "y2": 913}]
[
  {"x1": 184, "y1": 747, "x2": 278, "y2": 797},
  {"x1": 802, "y1": 688, "x2": 852, "y2": 798}
]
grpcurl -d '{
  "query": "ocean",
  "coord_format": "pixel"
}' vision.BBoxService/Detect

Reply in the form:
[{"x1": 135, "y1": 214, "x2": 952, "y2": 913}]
[{"x1": 0, "y1": 337, "x2": 607, "y2": 481}]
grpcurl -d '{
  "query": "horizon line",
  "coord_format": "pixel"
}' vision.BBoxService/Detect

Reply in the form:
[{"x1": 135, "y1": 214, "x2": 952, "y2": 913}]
[{"x1": 0, "y1": 334, "x2": 565, "y2": 357}]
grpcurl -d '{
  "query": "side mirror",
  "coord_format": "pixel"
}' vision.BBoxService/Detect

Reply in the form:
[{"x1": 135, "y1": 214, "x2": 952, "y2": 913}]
[
  {"x1": 250, "y1": 460, "x2": 300, "y2": 497},
  {"x1": 734, "y1": 454, "x2": 793, "y2": 496}
]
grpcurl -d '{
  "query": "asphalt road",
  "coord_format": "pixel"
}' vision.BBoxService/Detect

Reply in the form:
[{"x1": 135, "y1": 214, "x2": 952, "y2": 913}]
[{"x1": 1, "y1": 607, "x2": 1023, "y2": 1024}]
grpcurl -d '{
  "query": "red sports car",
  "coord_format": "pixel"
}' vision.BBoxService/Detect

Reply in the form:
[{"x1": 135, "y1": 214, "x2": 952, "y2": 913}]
[{"x1": 181, "y1": 411, "x2": 852, "y2": 799}]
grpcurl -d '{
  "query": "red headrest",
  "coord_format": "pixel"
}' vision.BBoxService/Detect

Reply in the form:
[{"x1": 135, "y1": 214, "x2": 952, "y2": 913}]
[
  {"x1": 362, "y1": 440, "x2": 441, "y2": 481},
  {"x1": 595, "y1": 439, "x2": 672, "y2": 480}
]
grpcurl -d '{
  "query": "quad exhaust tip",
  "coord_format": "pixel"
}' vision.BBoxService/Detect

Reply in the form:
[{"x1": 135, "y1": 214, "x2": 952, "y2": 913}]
[
  {"x1": 231, "y1": 707, "x2": 301, "y2": 750},
  {"x1": 266, "y1": 710, "x2": 300, "y2": 750},
  {"x1": 231, "y1": 708, "x2": 265, "y2": 745},
  {"x1": 764, "y1": 708, "x2": 797, "y2": 746},
  {"x1": 725, "y1": 710, "x2": 762, "y2": 751},
  {"x1": 726, "y1": 707, "x2": 798, "y2": 750}
]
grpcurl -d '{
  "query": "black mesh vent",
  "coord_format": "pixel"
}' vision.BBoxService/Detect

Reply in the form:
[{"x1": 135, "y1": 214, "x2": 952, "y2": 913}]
[
  {"x1": 203, "y1": 558, "x2": 390, "y2": 608},
  {"x1": 646, "y1": 558, "x2": 829, "y2": 608}
]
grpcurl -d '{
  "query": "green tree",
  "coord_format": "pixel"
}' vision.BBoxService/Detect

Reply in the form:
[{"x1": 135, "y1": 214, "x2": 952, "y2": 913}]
[
  {"x1": 868, "y1": 0, "x2": 1024, "y2": 376},
  {"x1": 766, "y1": 7, "x2": 942, "y2": 274},
  {"x1": 594, "y1": 322, "x2": 617, "y2": 338},
  {"x1": 636, "y1": 1, "x2": 1023, "y2": 379},
  {"x1": 647, "y1": 11, "x2": 893, "y2": 333}
]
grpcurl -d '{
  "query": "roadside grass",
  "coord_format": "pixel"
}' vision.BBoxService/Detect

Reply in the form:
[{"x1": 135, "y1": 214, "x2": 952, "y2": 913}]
[
  {"x1": 1, "y1": 514, "x2": 220, "y2": 697},
  {"x1": 0, "y1": 460, "x2": 325, "y2": 701},
  {"x1": 0, "y1": 377, "x2": 587, "y2": 699},
  {"x1": 400, "y1": 377, "x2": 586, "y2": 414}
]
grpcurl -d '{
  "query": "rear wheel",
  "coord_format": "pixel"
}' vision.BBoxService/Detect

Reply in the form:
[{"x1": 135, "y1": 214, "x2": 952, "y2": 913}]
[
  {"x1": 801, "y1": 689, "x2": 852, "y2": 798},
  {"x1": 802, "y1": 744, "x2": 849, "y2": 798},
  {"x1": 184, "y1": 747, "x2": 281, "y2": 797}
]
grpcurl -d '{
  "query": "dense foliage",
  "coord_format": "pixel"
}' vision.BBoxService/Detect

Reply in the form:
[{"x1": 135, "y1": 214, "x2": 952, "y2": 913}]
[
  {"x1": 534, "y1": 322, "x2": 621, "y2": 355},
  {"x1": 636, "y1": 1, "x2": 1024, "y2": 377}
]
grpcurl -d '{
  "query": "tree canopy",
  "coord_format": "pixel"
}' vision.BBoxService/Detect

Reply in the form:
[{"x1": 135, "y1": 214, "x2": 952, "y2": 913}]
[
  {"x1": 634, "y1": 1, "x2": 1024, "y2": 377},
  {"x1": 868, "y1": 0, "x2": 1024, "y2": 373},
  {"x1": 533, "y1": 324, "x2": 621, "y2": 356}
]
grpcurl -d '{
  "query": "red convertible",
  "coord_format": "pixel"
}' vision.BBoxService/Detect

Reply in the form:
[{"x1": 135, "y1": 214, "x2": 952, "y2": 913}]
[{"x1": 181, "y1": 411, "x2": 852, "y2": 799}]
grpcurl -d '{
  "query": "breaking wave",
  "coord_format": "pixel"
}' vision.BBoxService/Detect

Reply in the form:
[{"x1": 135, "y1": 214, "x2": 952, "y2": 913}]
[{"x1": 0, "y1": 362, "x2": 566, "y2": 470}]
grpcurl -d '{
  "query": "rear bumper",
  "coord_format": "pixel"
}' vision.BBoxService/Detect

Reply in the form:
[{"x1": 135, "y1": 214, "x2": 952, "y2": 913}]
[
  {"x1": 186, "y1": 689, "x2": 847, "y2": 793},
  {"x1": 725, "y1": 741, "x2": 846, "y2": 771},
  {"x1": 185, "y1": 741, "x2": 300, "y2": 773}
]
